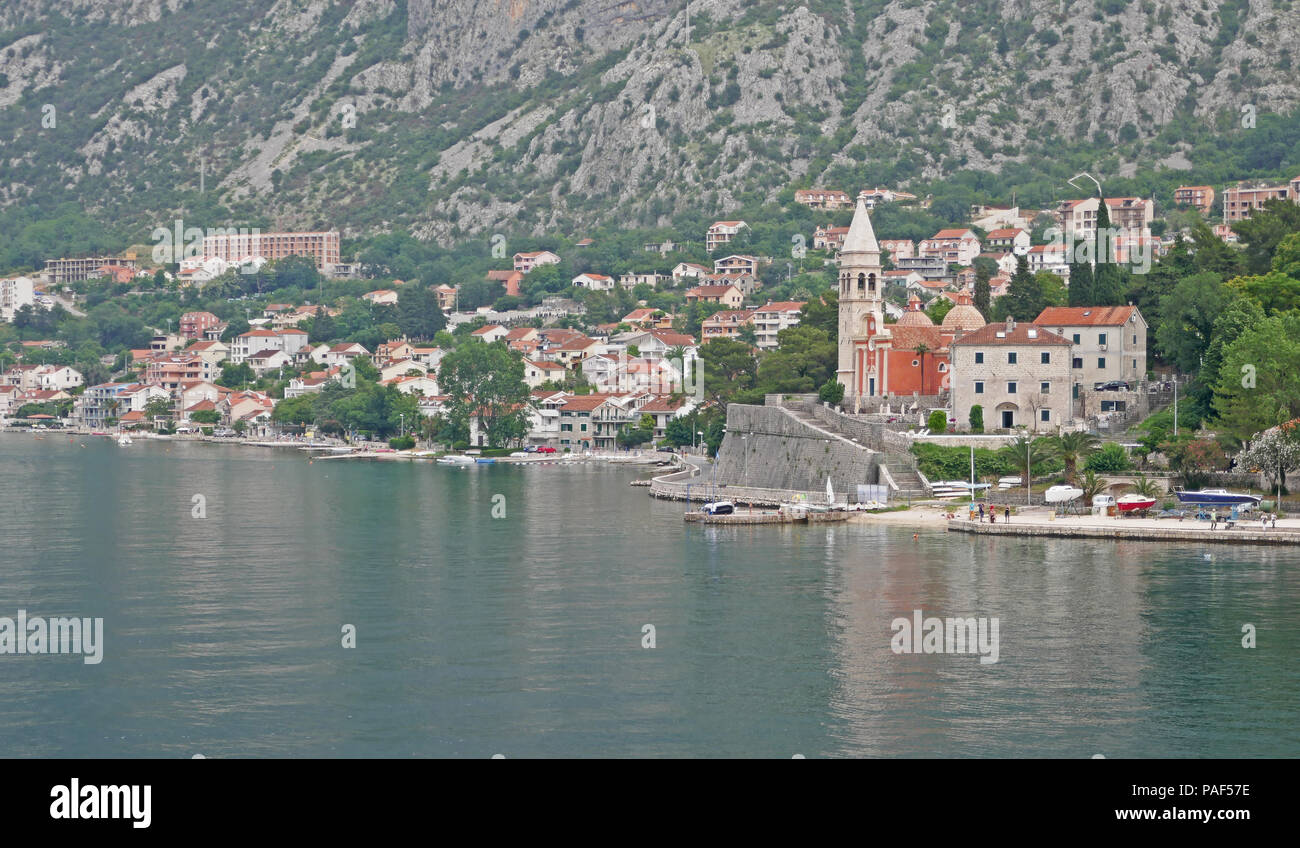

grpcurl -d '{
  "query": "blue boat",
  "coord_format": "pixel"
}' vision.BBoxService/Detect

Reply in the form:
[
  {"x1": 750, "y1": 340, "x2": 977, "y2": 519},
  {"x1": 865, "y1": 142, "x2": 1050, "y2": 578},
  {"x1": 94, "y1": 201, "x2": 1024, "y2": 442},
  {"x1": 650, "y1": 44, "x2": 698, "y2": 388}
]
[
  {"x1": 475, "y1": 457, "x2": 496, "y2": 464},
  {"x1": 1172, "y1": 488, "x2": 1261, "y2": 507}
]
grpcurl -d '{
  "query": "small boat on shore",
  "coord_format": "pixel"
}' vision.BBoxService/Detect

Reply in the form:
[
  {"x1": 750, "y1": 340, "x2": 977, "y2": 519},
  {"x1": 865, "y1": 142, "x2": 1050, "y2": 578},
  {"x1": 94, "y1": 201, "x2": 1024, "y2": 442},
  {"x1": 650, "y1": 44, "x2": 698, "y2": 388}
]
[
  {"x1": 997, "y1": 476, "x2": 1022, "y2": 490},
  {"x1": 117, "y1": 433, "x2": 132, "y2": 446},
  {"x1": 1045, "y1": 485, "x2": 1083, "y2": 503},
  {"x1": 1173, "y1": 488, "x2": 1261, "y2": 507},
  {"x1": 1117, "y1": 494, "x2": 1157, "y2": 512}
]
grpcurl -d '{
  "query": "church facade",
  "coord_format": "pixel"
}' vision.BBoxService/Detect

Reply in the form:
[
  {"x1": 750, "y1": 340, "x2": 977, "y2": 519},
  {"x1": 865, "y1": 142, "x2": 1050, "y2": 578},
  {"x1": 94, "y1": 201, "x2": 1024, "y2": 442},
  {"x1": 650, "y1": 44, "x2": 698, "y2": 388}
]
[{"x1": 836, "y1": 196, "x2": 985, "y2": 411}]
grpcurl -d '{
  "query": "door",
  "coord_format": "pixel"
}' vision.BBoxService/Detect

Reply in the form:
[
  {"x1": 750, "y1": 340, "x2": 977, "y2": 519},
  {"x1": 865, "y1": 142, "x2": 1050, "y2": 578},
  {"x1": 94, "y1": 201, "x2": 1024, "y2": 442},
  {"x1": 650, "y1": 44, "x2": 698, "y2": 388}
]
[{"x1": 1001, "y1": 410, "x2": 1014, "y2": 428}]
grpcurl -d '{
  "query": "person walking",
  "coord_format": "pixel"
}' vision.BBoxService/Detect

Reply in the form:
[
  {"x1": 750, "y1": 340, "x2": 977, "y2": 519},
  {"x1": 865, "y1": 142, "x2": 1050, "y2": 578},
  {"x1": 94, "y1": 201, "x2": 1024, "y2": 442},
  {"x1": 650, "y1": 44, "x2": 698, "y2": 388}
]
[
  {"x1": 1210, "y1": 509, "x2": 1217, "y2": 531},
  {"x1": 1004, "y1": 506, "x2": 1010, "y2": 523},
  {"x1": 978, "y1": 503, "x2": 984, "y2": 523}
]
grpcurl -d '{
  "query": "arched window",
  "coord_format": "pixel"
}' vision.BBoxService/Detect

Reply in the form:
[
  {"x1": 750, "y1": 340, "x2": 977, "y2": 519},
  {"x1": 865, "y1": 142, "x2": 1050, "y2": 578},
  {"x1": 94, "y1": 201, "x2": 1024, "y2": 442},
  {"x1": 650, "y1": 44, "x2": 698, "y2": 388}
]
[
  {"x1": 857, "y1": 273, "x2": 866, "y2": 292},
  {"x1": 868, "y1": 273, "x2": 877, "y2": 293}
]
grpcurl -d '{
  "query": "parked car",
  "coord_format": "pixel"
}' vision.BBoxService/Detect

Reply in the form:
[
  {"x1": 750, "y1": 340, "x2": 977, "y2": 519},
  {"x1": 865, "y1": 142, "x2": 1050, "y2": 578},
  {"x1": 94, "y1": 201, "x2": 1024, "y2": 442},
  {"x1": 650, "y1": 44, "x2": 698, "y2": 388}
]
[
  {"x1": 536, "y1": 446, "x2": 557, "y2": 453},
  {"x1": 1093, "y1": 381, "x2": 1130, "y2": 391},
  {"x1": 700, "y1": 501, "x2": 735, "y2": 515},
  {"x1": 657, "y1": 446, "x2": 676, "y2": 453},
  {"x1": 524, "y1": 445, "x2": 538, "y2": 452}
]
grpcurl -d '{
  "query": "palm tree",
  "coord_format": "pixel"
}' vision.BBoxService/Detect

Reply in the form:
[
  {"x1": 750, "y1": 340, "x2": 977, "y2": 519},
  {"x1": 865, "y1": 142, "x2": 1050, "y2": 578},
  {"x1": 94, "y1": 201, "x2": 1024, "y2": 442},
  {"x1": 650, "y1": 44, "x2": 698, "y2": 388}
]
[
  {"x1": 913, "y1": 342, "x2": 932, "y2": 395},
  {"x1": 1128, "y1": 473, "x2": 1160, "y2": 499},
  {"x1": 1001, "y1": 433, "x2": 1049, "y2": 491},
  {"x1": 1080, "y1": 469, "x2": 1108, "y2": 505},
  {"x1": 1046, "y1": 430, "x2": 1101, "y2": 482}
]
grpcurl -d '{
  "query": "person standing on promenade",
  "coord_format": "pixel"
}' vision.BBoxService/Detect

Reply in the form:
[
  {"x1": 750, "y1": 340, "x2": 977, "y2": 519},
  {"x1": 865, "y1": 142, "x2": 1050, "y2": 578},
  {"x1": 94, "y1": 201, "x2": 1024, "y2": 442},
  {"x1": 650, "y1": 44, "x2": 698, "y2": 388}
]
[
  {"x1": 978, "y1": 503, "x2": 984, "y2": 523},
  {"x1": 1004, "y1": 506, "x2": 1010, "y2": 523}
]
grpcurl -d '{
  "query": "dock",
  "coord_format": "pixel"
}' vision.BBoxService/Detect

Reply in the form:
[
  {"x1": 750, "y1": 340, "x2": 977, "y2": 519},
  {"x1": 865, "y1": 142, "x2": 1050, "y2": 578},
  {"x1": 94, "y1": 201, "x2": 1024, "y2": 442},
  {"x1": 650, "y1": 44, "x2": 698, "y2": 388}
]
[{"x1": 684, "y1": 510, "x2": 852, "y2": 524}]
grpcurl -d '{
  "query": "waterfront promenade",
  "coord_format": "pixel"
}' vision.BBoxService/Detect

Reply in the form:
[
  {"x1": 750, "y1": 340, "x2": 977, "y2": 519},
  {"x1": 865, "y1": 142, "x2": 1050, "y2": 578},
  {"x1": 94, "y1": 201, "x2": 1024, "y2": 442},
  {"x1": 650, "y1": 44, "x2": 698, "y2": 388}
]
[{"x1": 947, "y1": 510, "x2": 1300, "y2": 546}]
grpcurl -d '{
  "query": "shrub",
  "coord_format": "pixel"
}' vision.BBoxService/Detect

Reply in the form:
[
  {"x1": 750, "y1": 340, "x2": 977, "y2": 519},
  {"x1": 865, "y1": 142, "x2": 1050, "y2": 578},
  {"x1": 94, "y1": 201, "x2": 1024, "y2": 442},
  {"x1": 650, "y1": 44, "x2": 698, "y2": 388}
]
[
  {"x1": 927, "y1": 410, "x2": 949, "y2": 433},
  {"x1": 818, "y1": 378, "x2": 844, "y2": 405},
  {"x1": 969, "y1": 404, "x2": 984, "y2": 433},
  {"x1": 388, "y1": 435, "x2": 416, "y2": 450},
  {"x1": 1085, "y1": 442, "x2": 1132, "y2": 473}
]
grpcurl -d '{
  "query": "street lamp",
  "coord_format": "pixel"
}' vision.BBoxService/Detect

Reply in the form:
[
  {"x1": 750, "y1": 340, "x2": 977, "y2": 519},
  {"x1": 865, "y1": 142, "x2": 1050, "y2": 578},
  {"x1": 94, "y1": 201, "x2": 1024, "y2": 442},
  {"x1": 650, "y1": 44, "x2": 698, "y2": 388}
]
[
  {"x1": 1068, "y1": 172, "x2": 1102, "y2": 197},
  {"x1": 400, "y1": 413, "x2": 405, "y2": 439}
]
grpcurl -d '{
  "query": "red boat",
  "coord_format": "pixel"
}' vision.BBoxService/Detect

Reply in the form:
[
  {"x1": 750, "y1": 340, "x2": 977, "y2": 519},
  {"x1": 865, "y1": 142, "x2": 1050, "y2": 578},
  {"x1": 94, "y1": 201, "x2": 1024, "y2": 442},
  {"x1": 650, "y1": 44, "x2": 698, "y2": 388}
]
[{"x1": 1117, "y1": 494, "x2": 1157, "y2": 512}]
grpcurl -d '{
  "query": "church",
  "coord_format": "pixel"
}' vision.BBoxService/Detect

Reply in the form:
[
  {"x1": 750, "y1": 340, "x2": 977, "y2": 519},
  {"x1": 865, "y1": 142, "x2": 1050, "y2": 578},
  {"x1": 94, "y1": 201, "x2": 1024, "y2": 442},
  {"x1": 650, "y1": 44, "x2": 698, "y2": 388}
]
[{"x1": 836, "y1": 195, "x2": 986, "y2": 411}]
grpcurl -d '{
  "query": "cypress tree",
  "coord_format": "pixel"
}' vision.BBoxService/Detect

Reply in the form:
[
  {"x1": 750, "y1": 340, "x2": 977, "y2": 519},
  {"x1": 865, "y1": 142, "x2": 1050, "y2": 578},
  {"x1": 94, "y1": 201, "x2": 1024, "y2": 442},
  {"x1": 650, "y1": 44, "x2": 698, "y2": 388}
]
[
  {"x1": 1091, "y1": 198, "x2": 1127, "y2": 305},
  {"x1": 974, "y1": 263, "x2": 992, "y2": 317},
  {"x1": 1004, "y1": 254, "x2": 1040, "y2": 320}
]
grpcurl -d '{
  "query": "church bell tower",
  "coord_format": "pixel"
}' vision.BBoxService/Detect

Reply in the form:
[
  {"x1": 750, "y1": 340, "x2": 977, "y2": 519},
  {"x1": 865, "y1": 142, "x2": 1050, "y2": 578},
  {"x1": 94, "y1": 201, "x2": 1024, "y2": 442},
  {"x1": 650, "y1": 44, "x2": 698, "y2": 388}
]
[{"x1": 836, "y1": 195, "x2": 885, "y2": 406}]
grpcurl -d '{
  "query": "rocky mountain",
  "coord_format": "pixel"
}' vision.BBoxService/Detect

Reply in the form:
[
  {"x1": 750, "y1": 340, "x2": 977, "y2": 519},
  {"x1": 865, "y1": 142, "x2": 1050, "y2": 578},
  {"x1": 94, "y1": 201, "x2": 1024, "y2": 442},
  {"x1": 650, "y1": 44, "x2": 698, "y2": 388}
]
[{"x1": 0, "y1": 0, "x2": 1298, "y2": 248}]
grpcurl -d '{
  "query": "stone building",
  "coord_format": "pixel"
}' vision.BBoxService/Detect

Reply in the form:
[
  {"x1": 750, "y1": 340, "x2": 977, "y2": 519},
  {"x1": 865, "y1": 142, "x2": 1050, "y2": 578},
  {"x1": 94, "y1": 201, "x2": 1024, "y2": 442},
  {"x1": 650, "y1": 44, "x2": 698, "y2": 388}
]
[{"x1": 949, "y1": 317, "x2": 1072, "y2": 432}]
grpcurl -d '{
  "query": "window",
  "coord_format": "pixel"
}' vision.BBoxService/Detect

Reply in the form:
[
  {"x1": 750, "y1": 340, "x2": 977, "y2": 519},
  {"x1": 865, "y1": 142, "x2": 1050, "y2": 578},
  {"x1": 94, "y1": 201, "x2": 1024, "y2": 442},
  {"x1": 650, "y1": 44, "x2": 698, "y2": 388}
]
[
  {"x1": 1072, "y1": 333, "x2": 1080, "y2": 344},
  {"x1": 1100, "y1": 400, "x2": 1128, "y2": 412},
  {"x1": 1072, "y1": 357, "x2": 1083, "y2": 369},
  {"x1": 1008, "y1": 352, "x2": 1018, "y2": 364},
  {"x1": 581, "y1": 424, "x2": 587, "y2": 431},
  {"x1": 938, "y1": 363, "x2": 947, "y2": 372},
  {"x1": 912, "y1": 359, "x2": 920, "y2": 367},
  {"x1": 1132, "y1": 334, "x2": 1137, "y2": 344},
  {"x1": 974, "y1": 381, "x2": 984, "y2": 394},
  {"x1": 1098, "y1": 357, "x2": 1106, "y2": 369},
  {"x1": 1040, "y1": 382, "x2": 1050, "y2": 394},
  {"x1": 1040, "y1": 409, "x2": 1051, "y2": 422},
  {"x1": 975, "y1": 351, "x2": 984, "y2": 364},
  {"x1": 1040, "y1": 352, "x2": 1050, "y2": 364},
  {"x1": 561, "y1": 423, "x2": 572, "y2": 431},
  {"x1": 1007, "y1": 381, "x2": 1017, "y2": 394},
  {"x1": 1098, "y1": 332, "x2": 1107, "y2": 345},
  {"x1": 1132, "y1": 359, "x2": 1137, "y2": 370}
]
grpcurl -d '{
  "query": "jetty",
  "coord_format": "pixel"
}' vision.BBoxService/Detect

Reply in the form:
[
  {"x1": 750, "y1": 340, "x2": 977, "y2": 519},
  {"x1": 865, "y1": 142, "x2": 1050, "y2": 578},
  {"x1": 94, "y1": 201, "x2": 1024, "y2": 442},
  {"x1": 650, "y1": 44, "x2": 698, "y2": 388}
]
[{"x1": 684, "y1": 510, "x2": 852, "y2": 525}]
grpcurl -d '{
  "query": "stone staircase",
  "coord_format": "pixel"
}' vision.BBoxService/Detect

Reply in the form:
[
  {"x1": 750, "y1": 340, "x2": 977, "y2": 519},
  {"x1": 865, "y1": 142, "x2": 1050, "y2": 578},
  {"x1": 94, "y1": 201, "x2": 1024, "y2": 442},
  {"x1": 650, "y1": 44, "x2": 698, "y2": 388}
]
[{"x1": 781, "y1": 404, "x2": 929, "y2": 500}]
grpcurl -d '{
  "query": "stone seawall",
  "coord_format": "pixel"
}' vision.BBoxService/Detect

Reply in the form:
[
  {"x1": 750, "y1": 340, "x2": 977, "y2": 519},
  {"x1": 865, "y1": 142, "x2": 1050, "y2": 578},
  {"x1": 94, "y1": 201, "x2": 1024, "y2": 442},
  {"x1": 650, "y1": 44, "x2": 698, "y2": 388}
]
[
  {"x1": 711, "y1": 404, "x2": 886, "y2": 496},
  {"x1": 948, "y1": 521, "x2": 1300, "y2": 546}
]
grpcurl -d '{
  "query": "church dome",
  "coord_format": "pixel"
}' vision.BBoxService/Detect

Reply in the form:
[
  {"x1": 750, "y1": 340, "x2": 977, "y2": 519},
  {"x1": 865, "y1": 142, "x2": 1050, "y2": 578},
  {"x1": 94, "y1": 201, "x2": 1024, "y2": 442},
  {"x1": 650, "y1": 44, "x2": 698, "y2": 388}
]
[
  {"x1": 942, "y1": 293, "x2": 986, "y2": 330},
  {"x1": 942, "y1": 303, "x2": 985, "y2": 331},
  {"x1": 897, "y1": 309, "x2": 934, "y2": 327}
]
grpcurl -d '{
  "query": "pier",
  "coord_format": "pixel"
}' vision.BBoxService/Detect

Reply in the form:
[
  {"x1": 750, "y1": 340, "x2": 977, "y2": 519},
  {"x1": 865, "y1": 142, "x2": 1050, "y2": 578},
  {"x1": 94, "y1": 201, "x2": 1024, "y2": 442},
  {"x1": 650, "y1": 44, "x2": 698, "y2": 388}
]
[{"x1": 947, "y1": 512, "x2": 1300, "y2": 546}]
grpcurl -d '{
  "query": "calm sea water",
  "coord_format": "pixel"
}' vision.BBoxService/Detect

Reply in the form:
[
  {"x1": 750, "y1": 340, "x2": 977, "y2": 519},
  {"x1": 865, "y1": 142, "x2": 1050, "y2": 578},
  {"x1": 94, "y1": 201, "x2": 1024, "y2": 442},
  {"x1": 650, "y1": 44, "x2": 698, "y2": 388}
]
[{"x1": 0, "y1": 433, "x2": 1296, "y2": 758}]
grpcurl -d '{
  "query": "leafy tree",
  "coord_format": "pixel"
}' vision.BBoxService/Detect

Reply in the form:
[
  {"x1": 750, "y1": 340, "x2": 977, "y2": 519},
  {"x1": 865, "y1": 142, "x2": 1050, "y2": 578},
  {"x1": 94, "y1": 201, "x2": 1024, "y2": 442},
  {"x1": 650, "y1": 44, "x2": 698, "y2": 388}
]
[
  {"x1": 439, "y1": 341, "x2": 531, "y2": 447},
  {"x1": 143, "y1": 397, "x2": 173, "y2": 427},
  {"x1": 1067, "y1": 250, "x2": 1093, "y2": 306},
  {"x1": 1233, "y1": 198, "x2": 1300, "y2": 274},
  {"x1": 664, "y1": 415, "x2": 695, "y2": 448},
  {"x1": 1212, "y1": 312, "x2": 1300, "y2": 442},
  {"x1": 926, "y1": 409, "x2": 948, "y2": 432},
  {"x1": 1226, "y1": 270, "x2": 1300, "y2": 316},
  {"x1": 699, "y1": 337, "x2": 757, "y2": 404},
  {"x1": 925, "y1": 297, "x2": 954, "y2": 324},
  {"x1": 969, "y1": 404, "x2": 983, "y2": 433},
  {"x1": 1161, "y1": 437, "x2": 1227, "y2": 489},
  {"x1": 190, "y1": 409, "x2": 220, "y2": 425},
  {"x1": 1156, "y1": 272, "x2": 1231, "y2": 373},
  {"x1": 818, "y1": 378, "x2": 844, "y2": 405},
  {"x1": 216, "y1": 360, "x2": 256, "y2": 388}
]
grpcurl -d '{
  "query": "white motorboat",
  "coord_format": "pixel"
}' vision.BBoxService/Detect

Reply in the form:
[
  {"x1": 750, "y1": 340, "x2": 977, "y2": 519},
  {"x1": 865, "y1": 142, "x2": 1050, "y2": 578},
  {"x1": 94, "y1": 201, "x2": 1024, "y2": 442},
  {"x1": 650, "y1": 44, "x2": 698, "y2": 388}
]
[
  {"x1": 117, "y1": 433, "x2": 132, "y2": 446},
  {"x1": 436, "y1": 454, "x2": 476, "y2": 465}
]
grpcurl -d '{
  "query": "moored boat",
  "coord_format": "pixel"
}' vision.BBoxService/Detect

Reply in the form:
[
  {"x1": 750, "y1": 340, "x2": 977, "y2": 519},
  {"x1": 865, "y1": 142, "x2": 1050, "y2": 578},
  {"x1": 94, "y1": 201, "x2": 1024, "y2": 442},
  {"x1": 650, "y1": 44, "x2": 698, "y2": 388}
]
[
  {"x1": 1173, "y1": 488, "x2": 1261, "y2": 507},
  {"x1": 436, "y1": 455, "x2": 476, "y2": 465}
]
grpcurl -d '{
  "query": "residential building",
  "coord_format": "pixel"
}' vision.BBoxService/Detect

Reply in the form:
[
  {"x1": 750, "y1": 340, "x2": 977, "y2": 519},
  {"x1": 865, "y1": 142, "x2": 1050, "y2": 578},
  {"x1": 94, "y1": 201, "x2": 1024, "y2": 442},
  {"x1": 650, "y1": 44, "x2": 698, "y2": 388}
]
[
  {"x1": 714, "y1": 255, "x2": 760, "y2": 276},
  {"x1": 1026, "y1": 244, "x2": 1071, "y2": 279},
  {"x1": 1, "y1": 276, "x2": 36, "y2": 322},
  {"x1": 794, "y1": 189, "x2": 852, "y2": 209},
  {"x1": 362, "y1": 289, "x2": 399, "y2": 305},
  {"x1": 879, "y1": 239, "x2": 915, "y2": 260},
  {"x1": 706, "y1": 221, "x2": 747, "y2": 252},
  {"x1": 469, "y1": 324, "x2": 509, "y2": 343},
  {"x1": 1174, "y1": 185, "x2": 1215, "y2": 215},
  {"x1": 487, "y1": 269, "x2": 524, "y2": 297},
  {"x1": 1223, "y1": 181, "x2": 1294, "y2": 222},
  {"x1": 572, "y1": 273, "x2": 616, "y2": 291},
  {"x1": 434, "y1": 284, "x2": 458, "y2": 311},
  {"x1": 618, "y1": 272, "x2": 669, "y2": 290},
  {"x1": 42, "y1": 255, "x2": 138, "y2": 284},
  {"x1": 179, "y1": 311, "x2": 221, "y2": 339},
  {"x1": 751, "y1": 301, "x2": 805, "y2": 350},
  {"x1": 970, "y1": 205, "x2": 1029, "y2": 231},
  {"x1": 949, "y1": 317, "x2": 1072, "y2": 432},
  {"x1": 523, "y1": 359, "x2": 568, "y2": 388},
  {"x1": 1058, "y1": 197, "x2": 1154, "y2": 238},
  {"x1": 1034, "y1": 305, "x2": 1148, "y2": 405},
  {"x1": 983, "y1": 228, "x2": 1030, "y2": 253},
  {"x1": 919, "y1": 229, "x2": 982, "y2": 265},
  {"x1": 513, "y1": 250, "x2": 561, "y2": 273},
  {"x1": 685, "y1": 284, "x2": 744, "y2": 308},
  {"x1": 671, "y1": 262, "x2": 710, "y2": 282},
  {"x1": 813, "y1": 226, "x2": 850, "y2": 251},
  {"x1": 202, "y1": 231, "x2": 340, "y2": 272},
  {"x1": 702, "y1": 272, "x2": 760, "y2": 296},
  {"x1": 701, "y1": 309, "x2": 755, "y2": 341}
]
